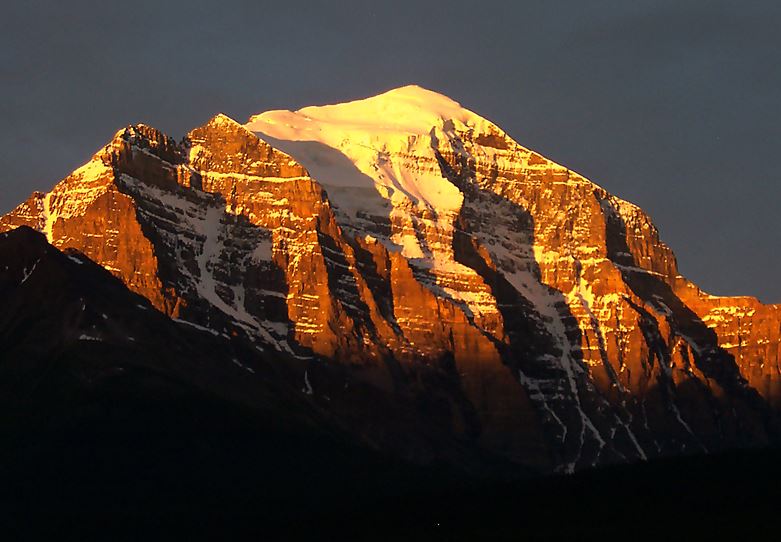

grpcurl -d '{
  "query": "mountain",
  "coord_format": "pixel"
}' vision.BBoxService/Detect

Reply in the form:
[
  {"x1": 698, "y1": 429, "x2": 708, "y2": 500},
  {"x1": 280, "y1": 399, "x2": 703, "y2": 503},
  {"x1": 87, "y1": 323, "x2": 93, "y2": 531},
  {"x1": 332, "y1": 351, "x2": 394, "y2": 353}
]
[{"x1": 2, "y1": 85, "x2": 780, "y2": 479}]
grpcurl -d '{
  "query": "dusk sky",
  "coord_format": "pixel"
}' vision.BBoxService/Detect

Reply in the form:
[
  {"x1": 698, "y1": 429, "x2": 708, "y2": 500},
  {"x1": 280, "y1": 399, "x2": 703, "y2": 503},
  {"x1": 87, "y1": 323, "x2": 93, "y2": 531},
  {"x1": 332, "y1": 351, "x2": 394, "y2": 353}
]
[{"x1": 2, "y1": 0, "x2": 779, "y2": 302}]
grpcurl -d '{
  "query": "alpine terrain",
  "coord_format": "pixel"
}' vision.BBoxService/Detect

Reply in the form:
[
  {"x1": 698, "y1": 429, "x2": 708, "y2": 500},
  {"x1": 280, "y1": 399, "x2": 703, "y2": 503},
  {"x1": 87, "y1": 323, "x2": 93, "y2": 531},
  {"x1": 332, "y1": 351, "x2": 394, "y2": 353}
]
[{"x1": 2, "y1": 87, "x2": 780, "y2": 527}]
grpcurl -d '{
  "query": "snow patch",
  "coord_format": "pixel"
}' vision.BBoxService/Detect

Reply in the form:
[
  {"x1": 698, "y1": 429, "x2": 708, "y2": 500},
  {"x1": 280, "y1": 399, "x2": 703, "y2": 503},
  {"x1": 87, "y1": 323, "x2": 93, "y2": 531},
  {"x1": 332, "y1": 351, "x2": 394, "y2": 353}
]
[
  {"x1": 302, "y1": 370, "x2": 314, "y2": 395},
  {"x1": 20, "y1": 259, "x2": 40, "y2": 285}
]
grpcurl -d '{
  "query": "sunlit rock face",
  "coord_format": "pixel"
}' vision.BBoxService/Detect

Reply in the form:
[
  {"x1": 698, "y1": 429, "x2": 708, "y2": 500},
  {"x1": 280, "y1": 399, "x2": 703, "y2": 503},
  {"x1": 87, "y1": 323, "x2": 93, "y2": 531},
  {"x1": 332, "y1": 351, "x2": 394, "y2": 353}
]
[{"x1": 3, "y1": 85, "x2": 780, "y2": 473}]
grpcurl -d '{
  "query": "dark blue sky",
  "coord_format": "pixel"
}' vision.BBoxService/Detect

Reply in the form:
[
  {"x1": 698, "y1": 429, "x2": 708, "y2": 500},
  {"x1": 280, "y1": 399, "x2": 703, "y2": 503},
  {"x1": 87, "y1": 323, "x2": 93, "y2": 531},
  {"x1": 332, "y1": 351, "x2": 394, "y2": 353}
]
[{"x1": 2, "y1": 0, "x2": 779, "y2": 301}]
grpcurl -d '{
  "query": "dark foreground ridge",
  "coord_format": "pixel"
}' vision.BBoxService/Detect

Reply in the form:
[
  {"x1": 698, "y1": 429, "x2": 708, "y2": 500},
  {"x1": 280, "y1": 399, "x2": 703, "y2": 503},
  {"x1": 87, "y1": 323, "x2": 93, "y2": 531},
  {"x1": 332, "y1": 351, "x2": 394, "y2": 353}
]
[{"x1": 3, "y1": 434, "x2": 780, "y2": 540}]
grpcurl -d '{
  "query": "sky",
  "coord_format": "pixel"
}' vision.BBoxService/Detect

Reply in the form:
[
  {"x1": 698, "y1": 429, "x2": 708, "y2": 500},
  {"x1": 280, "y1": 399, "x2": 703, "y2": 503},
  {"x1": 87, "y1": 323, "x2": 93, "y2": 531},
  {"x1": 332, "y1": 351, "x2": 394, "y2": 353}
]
[{"x1": 2, "y1": 0, "x2": 779, "y2": 302}]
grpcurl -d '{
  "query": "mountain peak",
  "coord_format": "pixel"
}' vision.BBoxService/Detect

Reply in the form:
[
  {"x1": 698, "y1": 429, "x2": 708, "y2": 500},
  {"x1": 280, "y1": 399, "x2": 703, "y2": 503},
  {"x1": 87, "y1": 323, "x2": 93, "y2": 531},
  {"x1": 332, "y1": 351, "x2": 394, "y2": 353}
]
[
  {"x1": 327, "y1": 83, "x2": 467, "y2": 118},
  {"x1": 204, "y1": 112, "x2": 243, "y2": 129},
  {"x1": 247, "y1": 84, "x2": 492, "y2": 139},
  {"x1": 110, "y1": 123, "x2": 169, "y2": 144}
]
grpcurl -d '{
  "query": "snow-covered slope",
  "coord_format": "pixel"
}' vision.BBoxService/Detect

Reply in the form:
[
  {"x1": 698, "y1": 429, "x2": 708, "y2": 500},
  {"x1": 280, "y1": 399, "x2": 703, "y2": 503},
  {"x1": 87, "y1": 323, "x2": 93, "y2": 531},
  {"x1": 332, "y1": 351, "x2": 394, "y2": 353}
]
[{"x1": 247, "y1": 85, "x2": 472, "y2": 252}]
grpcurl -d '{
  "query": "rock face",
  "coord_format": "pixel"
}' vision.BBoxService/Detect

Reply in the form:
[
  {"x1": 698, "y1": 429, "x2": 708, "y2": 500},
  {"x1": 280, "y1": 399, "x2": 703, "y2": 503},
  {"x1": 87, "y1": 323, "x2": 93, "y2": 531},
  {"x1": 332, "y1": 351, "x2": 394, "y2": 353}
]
[{"x1": 2, "y1": 85, "x2": 780, "y2": 473}]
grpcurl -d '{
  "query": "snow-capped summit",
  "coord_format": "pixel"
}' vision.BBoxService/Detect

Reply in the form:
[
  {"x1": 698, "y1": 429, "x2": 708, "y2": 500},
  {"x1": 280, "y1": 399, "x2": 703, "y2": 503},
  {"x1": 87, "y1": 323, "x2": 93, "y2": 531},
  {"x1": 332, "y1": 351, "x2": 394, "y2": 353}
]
[
  {"x1": 246, "y1": 85, "x2": 497, "y2": 220},
  {"x1": 2, "y1": 86, "x2": 780, "y2": 475},
  {"x1": 245, "y1": 85, "x2": 531, "y2": 284},
  {"x1": 248, "y1": 84, "x2": 493, "y2": 137}
]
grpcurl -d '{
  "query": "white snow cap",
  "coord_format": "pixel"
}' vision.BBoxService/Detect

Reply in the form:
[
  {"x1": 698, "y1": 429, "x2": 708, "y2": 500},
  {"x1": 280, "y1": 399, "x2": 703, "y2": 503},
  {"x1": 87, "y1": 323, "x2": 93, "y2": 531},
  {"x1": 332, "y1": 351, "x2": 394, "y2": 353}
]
[
  {"x1": 244, "y1": 85, "x2": 498, "y2": 215},
  {"x1": 247, "y1": 84, "x2": 489, "y2": 138}
]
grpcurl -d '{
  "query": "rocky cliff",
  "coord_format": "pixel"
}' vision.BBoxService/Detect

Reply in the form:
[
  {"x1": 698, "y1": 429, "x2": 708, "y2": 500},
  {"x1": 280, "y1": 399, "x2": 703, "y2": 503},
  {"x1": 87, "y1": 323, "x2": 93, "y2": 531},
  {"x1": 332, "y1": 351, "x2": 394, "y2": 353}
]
[{"x1": 2, "y1": 85, "x2": 779, "y2": 473}]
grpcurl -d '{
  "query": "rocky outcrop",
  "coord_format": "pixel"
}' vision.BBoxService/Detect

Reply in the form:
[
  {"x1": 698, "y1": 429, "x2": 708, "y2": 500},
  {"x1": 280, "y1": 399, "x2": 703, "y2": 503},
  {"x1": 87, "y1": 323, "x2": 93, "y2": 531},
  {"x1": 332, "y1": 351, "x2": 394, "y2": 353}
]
[{"x1": 2, "y1": 86, "x2": 779, "y2": 473}]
